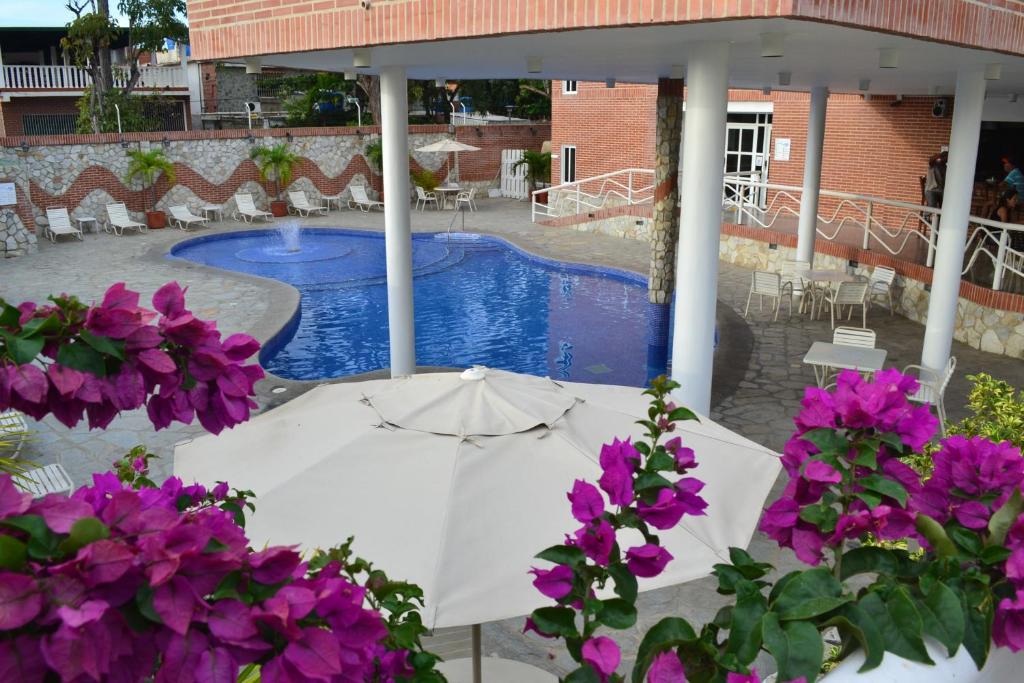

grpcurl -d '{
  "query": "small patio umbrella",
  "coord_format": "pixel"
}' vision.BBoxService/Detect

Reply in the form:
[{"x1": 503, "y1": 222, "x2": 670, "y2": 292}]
[
  {"x1": 175, "y1": 369, "x2": 780, "y2": 681},
  {"x1": 415, "y1": 138, "x2": 481, "y2": 184}
]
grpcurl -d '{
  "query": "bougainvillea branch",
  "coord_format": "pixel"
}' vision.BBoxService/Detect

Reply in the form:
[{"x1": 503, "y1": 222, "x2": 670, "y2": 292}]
[{"x1": 0, "y1": 282, "x2": 263, "y2": 434}]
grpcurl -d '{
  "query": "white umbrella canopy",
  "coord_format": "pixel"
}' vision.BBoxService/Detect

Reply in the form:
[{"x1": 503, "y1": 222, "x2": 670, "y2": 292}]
[
  {"x1": 415, "y1": 139, "x2": 481, "y2": 185},
  {"x1": 174, "y1": 369, "x2": 781, "y2": 630}
]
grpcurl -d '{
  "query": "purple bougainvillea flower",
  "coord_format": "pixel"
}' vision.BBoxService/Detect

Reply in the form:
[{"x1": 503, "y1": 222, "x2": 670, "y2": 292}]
[
  {"x1": 0, "y1": 573, "x2": 43, "y2": 630},
  {"x1": 249, "y1": 547, "x2": 303, "y2": 585},
  {"x1": 0, "y1": 475, "x2": 33, "y2": 520},
  {"x1": 1006, "y1": 548, "x2": 1024, "y2": 584},
  {"x1": 573, "y1": 518, "x2": 616, "y2": 566},
  {"x1": 530, "y1": 565, "x2": 575, "y2": 600},
  {"x1": 647, "y1": 651, "x2": 687, "y2": 682},
  {"x1": 599, "y1": 463, "x2": 634, "y2": 507},
  {"x1": 637, "y1": 488, "x2": 688, "y2": 530},
  {"x1": 665, "y1": 437, "x2": 696, "y2": 472},
  {"x1": 954, "y1": 500, "x2": 992, "y2": 530},
  {"x1": 726, "y1": 670, "x2": 762, "y2": 683},
  {"x1": 568, "y1": 479, "x2": 605, "y2": 523},
  {"x1": 804, "y1": 460, "x2": 842, "y2": 484},
  {"x1": 626, "y1": 544, "x2": 674, "y2": 578},
  {"x1": 599, "y1": 438, "x2": 641, "y2": 474},
  {"x1": 582, "y1": 636, "x2": 621, "y2": 681},
  {"x1": 994, "y1": 589, "x2": 1024, "y2": 652},
  {"x1": 675, "y1": 478, "x2": 708, "y2": 516}
]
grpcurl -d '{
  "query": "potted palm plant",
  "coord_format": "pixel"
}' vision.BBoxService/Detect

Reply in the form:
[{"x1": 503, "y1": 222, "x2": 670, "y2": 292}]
[
  {"x1": 364, "y1": 139, "x2": 384, "y2": 201},
  {"x1": 124, "y1": 148, "x2": 176, "y2": 229},
  {"x1": 513, "y1": 150, "x2": 552, "y2": 203},
  {"x1": 250, "y1": 143, "x2": 301, "y2": 217}
]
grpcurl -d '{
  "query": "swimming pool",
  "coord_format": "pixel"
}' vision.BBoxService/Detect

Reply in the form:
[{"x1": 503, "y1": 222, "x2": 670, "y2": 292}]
[{"x1": 170, "y1": 228, "x2": 667, "y2": 386}]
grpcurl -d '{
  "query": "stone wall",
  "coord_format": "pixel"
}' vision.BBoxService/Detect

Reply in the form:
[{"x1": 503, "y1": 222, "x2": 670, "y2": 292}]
[{"x1": 0, "y1": 146, "x2": 37, "y2": 257}]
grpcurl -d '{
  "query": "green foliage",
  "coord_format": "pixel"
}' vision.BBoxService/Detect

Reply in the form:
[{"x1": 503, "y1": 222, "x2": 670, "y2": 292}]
[
  {"x1": 61, "y1": 12, "x2": 118, "y2": 65},
  {"x1": 513, "y1": 150, "x2": 552, "y2": 190},
  {"x1": 249, "y1": 144, "x2": 301, "y2": 201},
  {"x1": 410, "y1": 168, "x2": 439, "y2": 193},
  {"x1": 75, "y1": 89, "x2": 184, "y2": 134},
  {"x1": 364, "y1": 139, "x2": 384, "y2": 173},
  {"x1": 117, "y1": 0, "x2": 189, "y2": 56},
  {"x1": 949, "y1": 373, "x2": 1024, "y2": 449},
  {"x1": 124, "y1": 148, "x2": 176, "y2": 211}
]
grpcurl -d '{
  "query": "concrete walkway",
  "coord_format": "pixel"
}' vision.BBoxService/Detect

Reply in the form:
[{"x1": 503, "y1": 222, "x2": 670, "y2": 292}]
[{"x1": 2, "y1": 197, "x2": 1020, "y2": 676}]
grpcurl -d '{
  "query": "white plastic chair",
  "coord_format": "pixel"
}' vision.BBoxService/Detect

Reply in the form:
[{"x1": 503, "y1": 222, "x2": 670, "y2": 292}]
[
  {"x1": 819, "y1": 281, "x2": 869, "y2": 328},
  {"x1": 233, "y1": 193, "x2": 273, "y2": 223},
  {"x1": 415, "y1": 186, "x2": 439, "y2": 211},
  {"x1": 168, "y1": 205, "x2": 209, "y2": 231},
  {"x1": 44, "y1": 207, "x2": 84, "y2": 242},
  {"x1": 903, "y1": 357, "x2": 957, "y2": 436},
  {"x1": 780, "y1": 259, "x2": 814, "y2": 313},
  {"x1": 867, "y1": 266, "x2": 897, "y2": 316},
  {"x1": 105, "y1": 203, "x2": 147, "y2": 236},
  {"x1": 348, "y1": 185, "x2": 384, "y2": 212},
  {"x1": 744, "y1": 271, "x2": 793, "y2": 321},
  {"x1": 454, "y1": 187, "x2": 477, "y2": 212},
  {"x1": 288, "y1": 191, "x2": 327, "y2": 217},
  {"x1": 1, "y1": 410, "x2": 73, "y2": 498},
  {"x1": 832, "y1": 326, "x2": 877, "y2": 348},
  {"x1": 0, "y1": 410, "x2": 27, "y2": 459}
]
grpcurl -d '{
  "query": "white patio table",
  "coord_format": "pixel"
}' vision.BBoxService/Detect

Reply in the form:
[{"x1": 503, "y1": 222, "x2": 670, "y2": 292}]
[
  {"x1": 797, "y1": 270, "x2": 861, "y2": 320},
  {"x1": 803, "y1": 340, "x2": 888, "y2": 387},
  {"x1": 435, "y1": 185, "x2": 462, "y2": 208}
]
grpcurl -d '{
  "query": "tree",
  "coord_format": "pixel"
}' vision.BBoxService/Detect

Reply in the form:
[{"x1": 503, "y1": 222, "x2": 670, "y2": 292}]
[
  {"x1": 124, "y1": 148, "x2": 176, "y2": 212},
  {"x1": 250, "y1": 143, "x2": 301, "y2": 201},
  {"x1": 62, "y1": 0, "x2": 189, "y2": 133},
  {"x1": 513, "y1": 150, "x2": 552, "y2": 190}
]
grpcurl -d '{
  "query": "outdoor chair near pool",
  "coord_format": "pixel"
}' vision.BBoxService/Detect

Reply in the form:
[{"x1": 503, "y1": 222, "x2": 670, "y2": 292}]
[
  {"x1": 415, "y1": 186, "x2": 439, "y2": 211},
  {"x1": 168, "y1": 205, "x2": 209, "y2": 231},
  {"x1": 43, "y1": 207, "x2": 84, "y2": 243},
  {"x1": 105, "y1": 203, "x2": 147, "y2": 236},
  {"x1": 821, "y1": 326, "x2": 878, "y2": 386},
  {"x1": 288, "y1": 190, "x2": 328, "y2": 217},
  {"x1": 1, "y1": 409, "x2": 74, "y2": 498},
  {"x1": 867, "y1": 265, "x2": 897, "y2": 315},
  {"x1": 454, "y1": 187, "x2": 477, "y2": 212},
  {"x1": 348, "y1": 185, "x2": 384, "y2": 212},
  {"x1": 233, "y1": 193, "x2": 273, "y2": 223},
  {"x1": 903, "y1": 356, "x2": 957, "y2": 436},
  {"x1": 780, "y1": 259, "x2": 815, "y2": 314},
  {"x1": 818, "y1": 280, "x2": 869, "y2": 329},
  {"x1": 744, "y1": 271, "x2": 793, "y2": 321}
]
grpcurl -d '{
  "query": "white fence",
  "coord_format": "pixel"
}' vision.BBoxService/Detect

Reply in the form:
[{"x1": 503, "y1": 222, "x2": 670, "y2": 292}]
[
  {"x1": 531, "y1": 168, "x2": 655, "y2": 221},
  {"x1": 1, "y1": 65, "x2": 187, "y2": 91},
  {"x1": 500, "y1": 150, "x2": 529, "y2": 199}
]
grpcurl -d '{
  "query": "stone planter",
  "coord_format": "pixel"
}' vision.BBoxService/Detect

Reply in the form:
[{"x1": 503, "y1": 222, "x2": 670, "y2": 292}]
[
  {"x1": 145, "y1": 211, "x2": 167, "y2": 229},
  {"x1": 270, "y1": 200, "x2": 289, "y2": 217}
]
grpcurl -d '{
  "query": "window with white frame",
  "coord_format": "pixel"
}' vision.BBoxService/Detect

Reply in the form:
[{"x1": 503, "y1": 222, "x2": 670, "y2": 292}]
[
  {"x1": 562, "y1": 80, "x2": 578, "y2": 94},
  {"x1": 561, "y1": 145, "x2": 577, "y2": 183}
]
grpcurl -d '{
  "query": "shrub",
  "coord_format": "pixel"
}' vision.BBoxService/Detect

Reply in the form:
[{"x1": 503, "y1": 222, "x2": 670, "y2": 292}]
[{"x1": 410, "y1": 169, "x2": 440, "y2": 193}]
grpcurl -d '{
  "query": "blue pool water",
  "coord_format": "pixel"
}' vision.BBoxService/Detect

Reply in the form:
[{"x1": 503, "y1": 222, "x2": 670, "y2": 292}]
[{"x1": 170, "y1": 229, "x2": 665, "y2": 386}]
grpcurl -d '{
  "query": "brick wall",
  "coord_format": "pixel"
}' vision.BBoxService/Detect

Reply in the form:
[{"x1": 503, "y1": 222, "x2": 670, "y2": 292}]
[{"x1": 0, "y1": 98, "x2": 82, "y2": 137}]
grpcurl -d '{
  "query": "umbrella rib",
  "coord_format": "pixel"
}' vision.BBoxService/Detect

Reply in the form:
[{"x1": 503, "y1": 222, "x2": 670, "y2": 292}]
[{"x1": 423, "y1": 436, "x2": 465, "y2": 628}]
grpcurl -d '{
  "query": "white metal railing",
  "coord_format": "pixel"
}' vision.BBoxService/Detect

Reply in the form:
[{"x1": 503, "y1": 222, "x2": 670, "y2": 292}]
[
  {"x1": 0, "y1": 65, "x2": 187, "y2": 91},
  {"x1": 531, "y1": 168, "x2": 654, "y2": 222}
]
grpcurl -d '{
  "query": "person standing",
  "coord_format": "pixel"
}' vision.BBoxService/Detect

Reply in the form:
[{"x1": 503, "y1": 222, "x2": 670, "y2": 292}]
[{"x1": 924, "y1": 151, "x2": 947, "y2": 208}]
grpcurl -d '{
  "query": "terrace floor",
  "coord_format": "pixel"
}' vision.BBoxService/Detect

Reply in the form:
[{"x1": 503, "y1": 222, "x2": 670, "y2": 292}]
[{"x1": 2, "y1": 197, "x2": 1021, "y2": 675}]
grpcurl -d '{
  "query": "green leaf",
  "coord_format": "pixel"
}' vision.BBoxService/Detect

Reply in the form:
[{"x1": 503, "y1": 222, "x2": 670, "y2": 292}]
[
  {"x1": 988, "y1": 488, "x2": 1024, "y2": 547},
  {"x1": 219, "y1": 501, "x2": 246, "y2": 527},
  {"x1": 597, "y1": 598, "x2": 637, "y2": 629},
  {"x1": 59, "y1": 516, "x2": 110, "y2": 555},
  {"x1": 802, "y1": 428, "x2": 849, "y2": 455},
  {"x1": 0, "y1": 303, "x2": 20, "y2": 328},
  {"x1": 3, "y1": 333, "x2": 45, "y2": 365},
  {"x1": 772, "y1": 567, "x2": 851, "y2": 621},
  {"x1": 760, "y1": 612, "x2": 823, "y2": 683},
  {"x1": 0, "y1": 535, "x2": 28, "y2": 571},
  {"x1": 959, "y1": 579, "x2": 993, "y2": 670},
  {"x1": 917, "y1": 581, "x2": 965, "y2": 657},
  {"x1": 79, "y1": 329, "x2": 125, "y2": 360},
  {"x1": 530, "y1": 606, "x2": 578, "y2": 638},
  {"x1": 631, "y1": 617, "x2": 698, "y2": 683},
  {"x1": 947, "y1": 525, "x2": 983, "y2": 556},
  {"x1": 838, "y1": 546, "x2": 899, "y2": 581},
  {"x1": 212, "y1": 571, "x2": 242, "y2": 601},
  {"x1": 859, "y1": 590, "x2": 932, "y2": 664},
  {"x1": 536, "y1": 545, "x2": 587, "y2": 567},
  {"x1": 564, "y1": 666, "x2": 601, "y2": 683},
  {"x1": 799, "y1": 503, "x2": 839, "y2": 534},
  {"x1": 916, "y1": 514, "x2": 958, "y2": 557},
  {"x1": 822, "y1": 603, "x2": 886, "y2": 672},
  {"x1": 20, "y1": 314, "x2": 61, "y2": 338},
  {"x1": 56, "y1": 340, "x2": 107, "y2": 376},
  {"x1": 646, "y1": 451, "x2": 675, "y2": 472},
  {"x1": 768, "y1": 571, "x2": 799, "y2": 605},
  {"x1": 851, "y1": 443, "x2": 878, "y2": 468},
  {"x1": 634, "y1": 471, "x2": 674, "y2": 492},
  {"x1": 667, "y1": 406, "x2": 698, "y2": 422},
  {"x1": 608, "y1": 562, "x2": 638, "y2": 603},
  {"x1": 136, "y1": 585, "x2": 162, "y2": 624},
  {"x1": 726, "y1": 583, "x2": 767, "y2": 664},
  {"x1": 859, "y1": 473, "x2": 908, "y2": 507},
  {"x1": 1, "y1": 515, "x2": 62, "y2": 560},
  {"x1": 855, "y1": 491, "x2": 883, "y2": 508},
  {"x1": 979, "y1": 545, "x2": 1012, "y2": 565}
]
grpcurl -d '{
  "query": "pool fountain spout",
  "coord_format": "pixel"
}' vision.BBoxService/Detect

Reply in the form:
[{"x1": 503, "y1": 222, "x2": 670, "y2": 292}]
[{"x1": 278, "y1": 221, "x2": 302, "y2": 253}]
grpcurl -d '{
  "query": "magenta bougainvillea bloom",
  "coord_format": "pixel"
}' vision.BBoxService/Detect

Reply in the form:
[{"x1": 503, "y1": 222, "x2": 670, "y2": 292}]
[
  {"x1": 625, "y1": 544, "x2": 673, "y2": 578},
  {"x1": 0, "y1": 282, "x2": 263, "y2": 435},
  {"x1": 572, "y1": 518, "x2": 616, "y2": 566},
  {"x1": 568, "y1": 479, "x2": 605, "y2": 523},
  {"x1": 0, "y1": 473, "x2": 412, "y2": 683},
  {"x1": 581, "y1": 636, "x2": 621, "y2": 682},
  {"x1": 994, "y1": 590, "x2": 1024, "y2": 652},
  {"x1": 530, "y1": 565, "x2": 575, "y2": 600},
  {"x1": 646, "y1": 651, "x2": 687, "y2": 682}
]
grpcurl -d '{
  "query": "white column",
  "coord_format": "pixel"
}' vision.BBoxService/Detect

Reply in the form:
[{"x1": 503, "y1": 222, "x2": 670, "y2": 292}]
[
  {"x1": 671, "y1": 42, "x2": 729, "y2": 414},
  {"x1": 380, "y1": 66, "x2": 416, "y2": 377},
  {"x1": 921, "y1": 66, "x2": 986, "y2": 372},
  {"x1": 796, "y1": 86, "x2": 828, "y2": 264}
]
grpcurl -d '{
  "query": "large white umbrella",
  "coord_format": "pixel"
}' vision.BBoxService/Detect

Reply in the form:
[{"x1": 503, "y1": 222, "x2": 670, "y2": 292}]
[
  {"x1": 415, "y1": 138, "x2": 481, "y2": 184},
  {"x1": 175, "y1": 369, "x2": 780, "y2": 679}
]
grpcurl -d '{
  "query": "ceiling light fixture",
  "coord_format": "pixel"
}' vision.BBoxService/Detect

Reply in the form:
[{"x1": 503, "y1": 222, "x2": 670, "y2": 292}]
[
  {"x1": 526, "y1": 56, "x2": 543, "y2": 74},
  {"x1": 760, "y1": 33, "x2": 784, "y2": 58},
  {"x1": 761, "y1": 86, "x2": 772, "y2": 96},
  {"x1": 878, "y1": 48, "x2": 899, "y2": 69},
  {"x1": 858, "y1": 78, "x2": 871, "y2": 91},
  {"x1": 777, "y1": 71, "x2": 791, "y2": 86},
  {"x1": 985, "y1": 63, "x2": 1002, "y2": 80},
  {"x1": 353, "y1": 49, "x2": 372, "y2": 68},
  {"x1": 244, "y1": 57, "x2": 261, "y2": 74},
  {"x1": 605, "y1": 78, "x2": 616, "y2": 89},
  {"x1": 343, "y1": 71, "x2": 356, "y2": 81}
]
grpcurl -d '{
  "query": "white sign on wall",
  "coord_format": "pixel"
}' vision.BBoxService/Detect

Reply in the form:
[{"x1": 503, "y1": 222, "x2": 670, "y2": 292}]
[
  {"x1": 774, "y1": 138, "x2": 791, "y2": 162},
  {"x1": 0, "y1": 183, "x2": 16, "y2": 206}
]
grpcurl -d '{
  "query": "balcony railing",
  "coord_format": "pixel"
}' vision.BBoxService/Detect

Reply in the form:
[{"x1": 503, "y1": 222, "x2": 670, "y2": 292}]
[{"x1": 1, "y1": 64, "x2": 187, "y2": 92}]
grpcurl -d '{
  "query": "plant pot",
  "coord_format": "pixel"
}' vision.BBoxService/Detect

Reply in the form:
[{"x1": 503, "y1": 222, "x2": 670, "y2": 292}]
[
  {"x1": 270, "y1": 200, "x2": 289, "y2": 217},
  {"x1": 145, "y1": 211, "x2": 167, "y2": 229}
]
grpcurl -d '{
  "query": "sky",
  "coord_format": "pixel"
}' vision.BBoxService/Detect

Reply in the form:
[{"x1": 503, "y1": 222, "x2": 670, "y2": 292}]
[{"x1": 2, "y1": 1, "x2": 128, "y2": 27}]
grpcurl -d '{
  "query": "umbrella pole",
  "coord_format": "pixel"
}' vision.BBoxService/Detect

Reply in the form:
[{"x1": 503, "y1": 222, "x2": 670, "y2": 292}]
[{"x1": 472, "y1": 623, "x2": 482, "y2": 683}]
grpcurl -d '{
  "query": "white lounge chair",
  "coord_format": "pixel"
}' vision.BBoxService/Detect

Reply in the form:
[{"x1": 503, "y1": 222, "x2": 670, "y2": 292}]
[
  {"x1": 903, "y1": 357, "x2": 957, "y2": 436},
  {"x1": 454, "y1": 187, "x2": 477, "y2": 212},
  {"x1": 1, "y1": 410, "x2": 73, "y2": 498},
  {"x1": 867, "y1": 265, "x2": 897, "y2": 316},
  {"x1": 168, "y1": 205, "x2": 209, "y2": 231},
  {"x1": 105, "y1": 203, "x2": 147, "y2": 236},
  {"x1": 415, "y1": 186, "x2": 439, "y2": 211},
  {"x1": 744, "y1": 271, "x2": 793, "y2": 321},
  {"x1": 233, "y1": 193, "x2": 273, "y2": 223},
  {"x1": 44, "y1": 207, "x2": 84, "y2": 243},
  {"x1": 288, "y1": 191, "x2": 327, "y2": 217},
  {"x1": 0, "y1": 410, "x2": 27, "y2": 459},
  {"x1": 348, "y1": 185, "x2": 384, "y2": 212}
]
